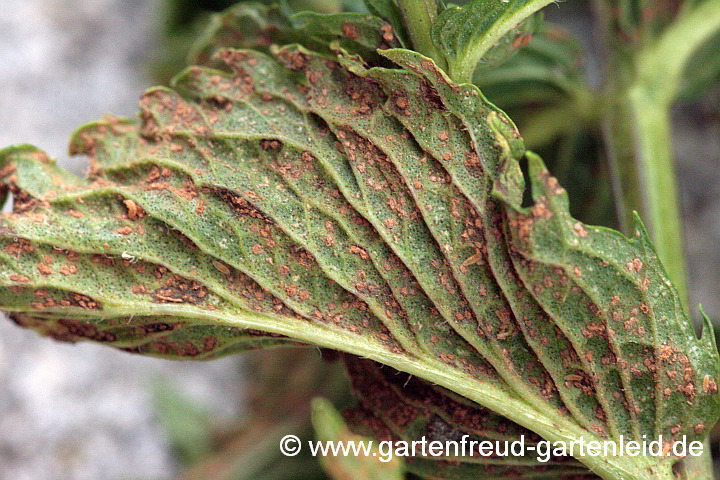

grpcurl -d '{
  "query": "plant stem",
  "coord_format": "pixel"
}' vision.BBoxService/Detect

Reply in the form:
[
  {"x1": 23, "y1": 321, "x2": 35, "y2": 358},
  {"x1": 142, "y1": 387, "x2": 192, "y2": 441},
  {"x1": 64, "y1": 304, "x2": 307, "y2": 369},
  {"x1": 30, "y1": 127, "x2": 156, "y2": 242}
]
[
  {"x1": 396, "y1": 0, "x2": 447, "y2": 70},
  {"x1": 625, "y1": 84, "x2": 688, "y2": 308},
  {"x1": 597, "y1": 4, "x2": 720, "y2": 472},
  {"x1": 637, "y1": 0, "x2": 720, "y2": 105},
  {"x1": 602, "y1": 76, "x2": 690, "y2": 307},
  {"x1": 598, "y1": 0, "x2": 720, "y2": 311}
]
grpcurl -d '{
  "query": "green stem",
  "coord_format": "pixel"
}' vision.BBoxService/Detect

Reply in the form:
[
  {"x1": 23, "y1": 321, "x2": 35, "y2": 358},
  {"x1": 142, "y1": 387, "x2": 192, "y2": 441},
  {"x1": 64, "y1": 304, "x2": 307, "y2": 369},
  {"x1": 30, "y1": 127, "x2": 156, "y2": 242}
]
[
  {"x1": 637, "y1": 0, "x2": 720, "y2": 104},
  {"x1": 600, "y1": 1, "x2": 720, "y2": 312},
  {"x1": 625, "y1": 85, "x2": 689, "y2": 309},
  {"x1": 396, "y1": 0, "x2": 447, "y2": 70},
  {"x1": 628, "y1": 0, "x2": 720, "y2": 307}
]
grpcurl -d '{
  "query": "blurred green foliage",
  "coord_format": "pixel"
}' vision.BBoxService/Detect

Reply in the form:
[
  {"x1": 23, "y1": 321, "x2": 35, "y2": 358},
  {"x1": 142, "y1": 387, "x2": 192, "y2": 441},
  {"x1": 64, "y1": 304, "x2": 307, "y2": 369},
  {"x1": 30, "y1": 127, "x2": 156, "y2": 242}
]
[{"x1": 152, "y1": 379, "x2": 214, "y2": 467}]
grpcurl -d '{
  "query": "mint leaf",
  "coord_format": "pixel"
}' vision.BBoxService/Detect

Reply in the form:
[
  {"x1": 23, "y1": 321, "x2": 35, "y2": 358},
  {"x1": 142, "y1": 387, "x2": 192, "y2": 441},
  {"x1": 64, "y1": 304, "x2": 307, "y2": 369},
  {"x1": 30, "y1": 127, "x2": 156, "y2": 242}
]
[
  {"x1": 363, "y1": 0, "x2": 410, "y2": 47},
  {"x1": 190, "y1": 3, "x2": 305, "y2": 64},
  {"x1": 292, "y1": 11, "x2": 402, "y2": 55},
  {"x1": 0, "y1": 41, "x2": 717, "y2": 480}
]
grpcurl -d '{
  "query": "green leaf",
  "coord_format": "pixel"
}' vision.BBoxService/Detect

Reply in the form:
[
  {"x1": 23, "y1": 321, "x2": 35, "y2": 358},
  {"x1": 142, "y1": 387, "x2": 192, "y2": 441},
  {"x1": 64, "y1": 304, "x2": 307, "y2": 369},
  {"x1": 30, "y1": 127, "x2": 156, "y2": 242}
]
[
  {"x1": 473, "y1": 24, "x2": 587, "y2": 110},
  {"x1": 344, "y1": 356, "x2": 598, "y2": 479},
  {"x1": 312, "y1": 397, "x2": 405, "y2": 480},
  {"x1": 152, "y1": 378, "x2": 214, "y2": 466},
  {"x1": 363, "y1": 0, "x2": 410, "y2": 47},
  {"x1": 190, "y1": 3, "x2": 400, "y2": 69},
  {"x1": 599, "y1": 0, "x2": 688, "y2": 45},
  {"x1": 679, "y1": 29, "x2": 720, "y2": 100},
  {"x1": 430, "y1": 0, "x2": 557, "y2": 82},
  {"x1": 0, "y1": 41, "x2": 718, "y2": 480},
  {"x1": 292, "y1": 11, "x2": 402, "y2": 54}
]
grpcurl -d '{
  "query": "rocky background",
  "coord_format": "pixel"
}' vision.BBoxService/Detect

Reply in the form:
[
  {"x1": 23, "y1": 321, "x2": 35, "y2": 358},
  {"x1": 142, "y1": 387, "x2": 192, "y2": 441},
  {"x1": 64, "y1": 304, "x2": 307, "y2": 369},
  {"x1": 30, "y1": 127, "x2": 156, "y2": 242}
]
[{"x1": 0, "y1": 1, "x2": 718, "y2": 479}]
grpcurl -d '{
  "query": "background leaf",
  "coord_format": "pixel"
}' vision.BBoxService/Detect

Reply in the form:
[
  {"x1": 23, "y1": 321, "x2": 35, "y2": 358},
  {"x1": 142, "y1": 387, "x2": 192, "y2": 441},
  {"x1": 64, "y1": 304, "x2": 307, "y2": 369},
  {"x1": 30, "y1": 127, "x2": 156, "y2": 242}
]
[
  {"x1": 174, "y1": 348, "x2": 349, "y2": 480},
  {"x1": 472, "y1": 23, "x2": 613, "y2": 227},
  {"x1": 430, "y1": 0, "x2": 557, "y2": 82},
  {"x1": 363, "y1": 0, "x2": 410, "y2": 47},
  {"x1": 190, "y1": 2, "x2": 400, "y2": 70},
  {"x1": 312, "y1": 397, "x2": 406, "y2": 480}
]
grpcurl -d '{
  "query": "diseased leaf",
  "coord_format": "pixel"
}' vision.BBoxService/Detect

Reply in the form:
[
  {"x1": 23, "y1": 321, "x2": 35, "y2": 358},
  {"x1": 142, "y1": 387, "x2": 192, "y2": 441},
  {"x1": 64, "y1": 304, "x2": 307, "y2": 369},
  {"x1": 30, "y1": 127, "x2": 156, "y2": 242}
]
[
  {"x1": 431, "y1": 0, "x2": 556, "y2": 82},
  {"x1": 363, "y1": 0, "x2": 410, "y2": 47},
  {"x1": 344, "y1": 356, "x2": 598, "y2": 479},
  {"x1": 472, "y1": 22, "x2": 595, "y2": 153},
  {"x1": 0, "y1": 34, "x2": 718, "y2": 480},
  {"x1": 472, "y1": 22, "x2": 610, "y2": 227},
  {"x1": 292, "y1": 11, "x2": 402, "y2": 55},
  {"x1": 189, "y1": 3, "x2": 305, "y2": 64},
  {"x1": 190, "y1": 3, "x2": 400, "y2": 69},
  {"x1": 473, "y1": 24, "x2": 587, "y2": 110}
]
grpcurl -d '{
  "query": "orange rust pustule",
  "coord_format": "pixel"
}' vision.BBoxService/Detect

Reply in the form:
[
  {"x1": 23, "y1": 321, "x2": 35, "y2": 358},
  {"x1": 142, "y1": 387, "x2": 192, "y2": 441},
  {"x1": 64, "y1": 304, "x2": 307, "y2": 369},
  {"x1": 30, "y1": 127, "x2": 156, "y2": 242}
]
[
  {"x1": 4, "y1": 238, "x2": 35, "y2": 256},
  {"x1": 121, "y1": 335, "x2": 222, "y2": 358},
  {"x1": 245, "y1": 328, "x2": 288, "y2": 338},
  {"x1": 275, "y1": 49, "x2": 311, "y2": 71},
  {"x1": 31, "y1": 292, "x2": 104, "y2": 311},
  {"x1": 343, "y1": 406, "x2": 396, "y2": 442},
  {"x1": 260, "y1": 139, "x2": 283, "y2": 152},
  {"x1": 53, "y1": 318, "x2": 116, "y2": 342},
  {"x1": 140, "y1": 322, "x2": 180, "y2": 334},
  {"x1": 345, "y1": 355, "x2": 427, "y2": 429}
]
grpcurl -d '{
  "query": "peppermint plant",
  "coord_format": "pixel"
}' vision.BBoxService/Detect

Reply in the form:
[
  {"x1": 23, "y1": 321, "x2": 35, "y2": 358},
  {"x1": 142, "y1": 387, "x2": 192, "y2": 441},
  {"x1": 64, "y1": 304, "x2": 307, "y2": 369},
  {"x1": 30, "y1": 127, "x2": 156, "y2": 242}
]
[{"x1": 2, "y1": 1, "x2": 720, "y2": 479}]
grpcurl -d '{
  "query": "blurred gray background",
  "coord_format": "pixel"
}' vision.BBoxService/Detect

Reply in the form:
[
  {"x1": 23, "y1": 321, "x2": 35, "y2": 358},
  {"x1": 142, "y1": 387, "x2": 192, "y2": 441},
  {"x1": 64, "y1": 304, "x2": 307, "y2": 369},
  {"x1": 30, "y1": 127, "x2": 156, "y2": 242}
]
[
  {"x1": 0, "y1": 1, "x2": 719, "y2": 479},
  {"x1": 0, "y1": 2, "x2": 246, "y2": 479}
]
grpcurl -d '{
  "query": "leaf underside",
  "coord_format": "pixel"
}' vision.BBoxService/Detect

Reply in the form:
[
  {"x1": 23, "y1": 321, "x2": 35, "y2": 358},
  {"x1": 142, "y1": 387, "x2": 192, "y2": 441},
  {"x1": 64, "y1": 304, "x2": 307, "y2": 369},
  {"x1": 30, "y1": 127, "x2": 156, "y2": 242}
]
[
  {"x1": 0, "y1": 8, "x2": 718, "y2": 479},
  {"x1": 344, "y1": 356, "x2": 596, "y2": 479}
]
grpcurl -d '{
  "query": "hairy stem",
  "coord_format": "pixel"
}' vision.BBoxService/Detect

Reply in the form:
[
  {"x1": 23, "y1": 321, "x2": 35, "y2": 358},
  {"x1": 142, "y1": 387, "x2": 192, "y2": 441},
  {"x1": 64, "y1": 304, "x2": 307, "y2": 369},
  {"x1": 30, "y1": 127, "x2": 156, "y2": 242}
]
[
  {"x1": 625, "y1": 85, "x2": 688, "y2": 308},
  {"x1": 606, "y1": 0, "x2": 720, "y2": 308},
  {"x1": 396, "y1": 0, "x2": 447, "y2": 70},
  {"x1": 597, "y1": 3, "x2": 720, "y2": 471},
  {"x1": 597, "y1": 2, "x2": 720, "y2": 311}
]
